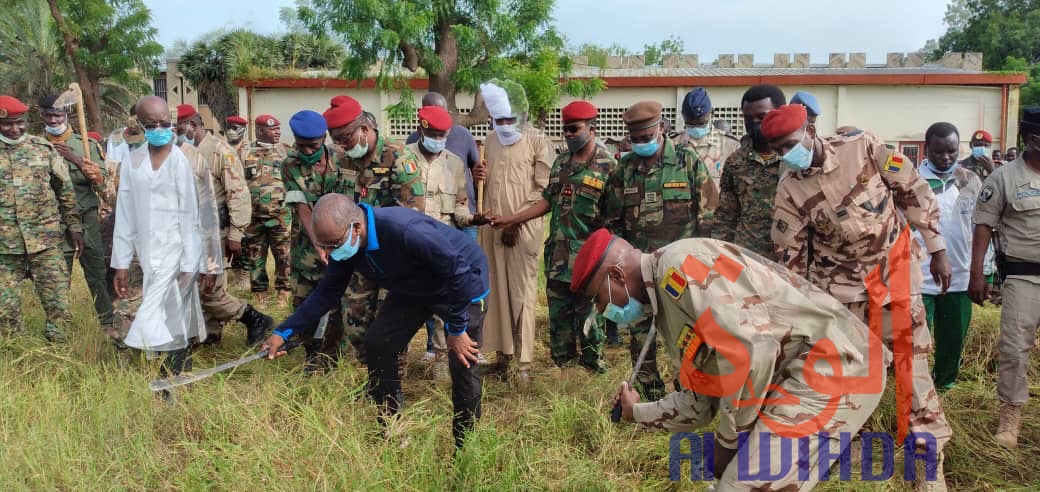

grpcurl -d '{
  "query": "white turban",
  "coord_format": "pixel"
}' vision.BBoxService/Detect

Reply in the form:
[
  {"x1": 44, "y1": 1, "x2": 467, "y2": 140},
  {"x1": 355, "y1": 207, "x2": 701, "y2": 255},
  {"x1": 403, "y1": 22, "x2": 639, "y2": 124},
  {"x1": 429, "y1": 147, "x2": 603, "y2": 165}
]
[{"x1": 480, "y1": 82, "x2": 513, "y2": 120}]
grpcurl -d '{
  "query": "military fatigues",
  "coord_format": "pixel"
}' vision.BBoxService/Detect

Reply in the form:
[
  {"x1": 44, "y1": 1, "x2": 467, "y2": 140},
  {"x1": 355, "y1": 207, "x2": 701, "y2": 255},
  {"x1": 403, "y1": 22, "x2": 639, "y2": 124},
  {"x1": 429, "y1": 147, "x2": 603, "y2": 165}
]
[
  {"x1": 339, "y1": 135, "x2": 425, "y2": 351},
  {"x1": 48, "y1": 132, "x2": 114, "y2": 327},
  {"x1": 0, "y1": 135, "x2": 79, "y2": 339},
  {"x1": 711, "y1": 145, "x2": 783, "y2": 259},
  {"x1": 239, "y1": 141, "x2": 292, "y2": 293},
  {"x1": 544, "y1": 146, "x2": 615, "y2": 370},
  {"x1": 633, "y1": 239, "x2": 888, "y2": 491},
  {"x1": 959, "y1": 155, "x2": 992, "y2": 181},
  {"x1": 674, "y1": 128, "x2": 741, "y2": 196},
  {"x1": 973, "y1": 156, "x2": 1040, "y2": 406},
  {"x1": 194, "y1": 135, "x2": 251, "y2": 337},
  {"x1": 771, "y1": 131, "x2": 952, "y2": 451},
  {"x1": 606, "y1": 139, "x2": 717, "y2": 394}
]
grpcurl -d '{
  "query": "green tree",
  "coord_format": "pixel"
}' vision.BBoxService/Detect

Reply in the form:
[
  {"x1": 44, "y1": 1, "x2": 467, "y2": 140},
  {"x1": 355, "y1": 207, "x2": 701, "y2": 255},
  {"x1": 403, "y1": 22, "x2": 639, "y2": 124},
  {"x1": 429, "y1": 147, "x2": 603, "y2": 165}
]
[
  {"x1": 0, "y1": 0, "x2": 70, "y2": 128},
  {"x1": 643, "y1": 36, "x2": 684, "y2": 66},
  {"x1": 297, "y1": 0, "x2": 603, "y2": 127},
  {"x1": 44, "y1": 0, "x2": 163, "y2": 132}
]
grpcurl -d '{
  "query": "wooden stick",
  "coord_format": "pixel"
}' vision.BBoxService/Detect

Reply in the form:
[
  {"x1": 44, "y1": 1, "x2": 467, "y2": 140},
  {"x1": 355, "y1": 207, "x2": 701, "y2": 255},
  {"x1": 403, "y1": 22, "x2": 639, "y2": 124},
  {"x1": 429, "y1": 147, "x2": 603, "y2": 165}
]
[
  {"x1": 70, "y1": 83, "x2": 89, "y2": 158},
  {"x1": 476, "y1": 143, "x2": 485, "y2": 211}
]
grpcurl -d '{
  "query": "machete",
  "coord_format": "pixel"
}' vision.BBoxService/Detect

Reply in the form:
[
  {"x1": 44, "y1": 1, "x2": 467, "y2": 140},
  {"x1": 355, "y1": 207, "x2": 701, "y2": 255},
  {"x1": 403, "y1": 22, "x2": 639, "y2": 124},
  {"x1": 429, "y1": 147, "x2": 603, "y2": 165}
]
[{"x1": 148, "y1": 340, "x2": 298, "y2": 392}]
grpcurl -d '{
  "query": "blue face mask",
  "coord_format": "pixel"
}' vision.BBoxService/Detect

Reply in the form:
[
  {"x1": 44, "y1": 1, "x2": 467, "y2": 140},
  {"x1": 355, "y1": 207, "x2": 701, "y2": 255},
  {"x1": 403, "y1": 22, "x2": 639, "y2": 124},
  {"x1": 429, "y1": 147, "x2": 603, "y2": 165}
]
[
  {"x1": 329, "y1": 226, "x2": 361, "y2": 262},
  {"x1": 602, "y1": 274, "x2": 644, "y2": 326},
  {"x1": 145, "y1": 127, "x2": 174, "y2": 147},
  {"x1": 177, "y1": 133, "x2": 194, "y2": 146},
  {"x1": 421, "y1": 134, "x2": 446, "y2": 154},
  {"x1": 686, "y1": 124, "x2": 710, "y2": 140},
  {"x1": 631, "y1": 135, "x2": 660, "y2": 157},
  {"x1": 781, "y1": 132, "x2": 814, "y2": 171},
  {"x1": 971, "y1": 146, "x2": 988, "y2": 158}
]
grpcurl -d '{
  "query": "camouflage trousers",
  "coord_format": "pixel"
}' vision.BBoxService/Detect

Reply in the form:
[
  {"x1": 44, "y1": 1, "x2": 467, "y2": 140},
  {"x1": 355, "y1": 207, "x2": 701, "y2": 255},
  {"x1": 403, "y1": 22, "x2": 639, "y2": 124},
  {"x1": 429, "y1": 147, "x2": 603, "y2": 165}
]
[
  {"x1": 0, "y1": 248, "x2": 71, "y2": 338},
  {"x1": 63, "y1": 207, "x2": 114, "y2": 325},
  {"x1": 342, "y1": 271, "x2": 384, "y2": 351},
  {"x1": 108, "y1": 260, "x2": 144, "y2": 344},
  {"x1": 546, "y1": 279, "x2": 605, "y2": 371},
  {"x1": 201, "y1": 271, "x2": 248, "y2": 338},
  {"x1": 846, "y1": 297, "x2": 952, "y2": 450},
  {"x1": 241, "y1": 213, "x2": 291, "y2": 293},
  {"x1": 293, "y1": 269, "x2": 348, "y2": 361}
]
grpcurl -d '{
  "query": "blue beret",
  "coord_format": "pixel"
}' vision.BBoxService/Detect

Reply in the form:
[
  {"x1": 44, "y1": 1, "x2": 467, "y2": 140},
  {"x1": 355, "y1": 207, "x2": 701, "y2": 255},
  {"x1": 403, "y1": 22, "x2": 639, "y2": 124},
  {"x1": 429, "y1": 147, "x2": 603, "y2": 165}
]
[
  {"x1": 289, "y1": 110, "x2": 328, "y2": 139},
  {"x1": 790, "y1": 91, "x2": 821, "y2": 117},
  {"x1": 681, "y1": 88, "x2": 712, "y2": 120}
]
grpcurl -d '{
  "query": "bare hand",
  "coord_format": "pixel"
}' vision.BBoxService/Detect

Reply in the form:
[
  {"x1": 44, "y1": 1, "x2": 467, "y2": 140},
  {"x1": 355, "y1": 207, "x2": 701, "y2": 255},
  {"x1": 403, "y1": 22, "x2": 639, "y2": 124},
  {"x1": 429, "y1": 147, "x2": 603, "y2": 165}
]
[
  {"x1": 198, "y1": 273, "x2": 217, "y2": 293},
  {"x1": 930, "y1": 250, "x2": 952, "y2": 294},
  {"x1": 491, "y1": 214, "x2": 518, "y2": 229},
  {"x1": 54, "y1": 143, "x2": 83, "y2": 166},
  {"x1": 470, "y1": 212, "x2": 492, "y2": 226},
  {"x1": 977, "y1": 155, "x2": 994, "y2": 173},
  {"x1": 71, "y1": 232, "x2": 84, "y2": 259},
  {"x1": 613, "y1": 381, "x2": 641, "y2": 422},
  {"x1": 261, "y1": 334, "x2": 289, "y2": 360},
  {"x1": 317, "y1": 247, "x2": 329, "y2": 266},
  {"x1": 967, "y1": 272, "x2": 992, "y2": 306},
  {"x1": 113, "y1": 269, "x2": 129, "y2": 298},
  {"x1": 225, "y1": 239, "x2": 242, "y2": 258},
  {"x1": 80, "y1": 159, "x2": 104, "y2": 185},
  {"x1": 472, "y1": 159, "x2": 488, "y2": 182},
  {"x1": 447, "y1": 331, "x2": 480, "y2": 368}
]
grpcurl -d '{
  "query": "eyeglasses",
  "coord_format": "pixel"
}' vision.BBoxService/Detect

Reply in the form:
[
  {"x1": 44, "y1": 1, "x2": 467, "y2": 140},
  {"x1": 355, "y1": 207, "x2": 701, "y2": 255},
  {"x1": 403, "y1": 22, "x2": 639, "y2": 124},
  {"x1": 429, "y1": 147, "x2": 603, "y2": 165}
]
[
  {"x1": 563, "y1": 124, "x2": 584, "y2": 134},
  {"x1": 138, "y1": 120, "x2": 173, "y2": 130},
  {"x1": 316, "y1": 225, "x2": 354, "y2": 250}
]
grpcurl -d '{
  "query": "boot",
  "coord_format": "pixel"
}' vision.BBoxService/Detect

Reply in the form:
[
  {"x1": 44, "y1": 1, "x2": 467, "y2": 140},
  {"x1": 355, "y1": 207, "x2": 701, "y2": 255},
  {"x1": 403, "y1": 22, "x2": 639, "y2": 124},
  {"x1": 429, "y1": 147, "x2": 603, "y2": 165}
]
[
  {"x1": 516, "y1": 366, "x2": 531, "y2": 389},
  {"x1": 995, "y1": 402, "x2": 1022, "y2": 448},
  {"x1": 239, "y1": 304, "x2": 273, "y2": 346},
  {"x1": 432, "y1": 350, "x2": 450, "y2": 383},
  {"x1": 915, "y1": 450, "x2": 947, "y2": 492}
]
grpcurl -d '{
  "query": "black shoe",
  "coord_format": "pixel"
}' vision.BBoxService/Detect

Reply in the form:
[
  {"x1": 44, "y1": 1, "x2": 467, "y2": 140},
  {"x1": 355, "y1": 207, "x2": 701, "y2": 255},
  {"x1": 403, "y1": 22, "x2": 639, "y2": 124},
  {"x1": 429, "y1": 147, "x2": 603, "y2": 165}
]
[
  {"x1": 606, "y1": 335, "x2": 624, "y2": 347},
  {"x1": 240, "y1": 304, "x2": 273, "y2": 345}
]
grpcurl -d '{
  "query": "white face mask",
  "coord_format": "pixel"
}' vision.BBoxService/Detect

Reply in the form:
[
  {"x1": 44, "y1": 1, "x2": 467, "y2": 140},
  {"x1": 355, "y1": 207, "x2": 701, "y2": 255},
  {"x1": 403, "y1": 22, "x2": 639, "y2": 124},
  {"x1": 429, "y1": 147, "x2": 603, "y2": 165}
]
[
  {"x1": 45, "y1": 124, "x2": 68, "y2": 136},
  {"x1": 257, "y1": 141, "x2": 276, "y2": 149},
  {"x1": 346, "y1": 131, "x2": 369, "y2": 158},
  {"x1": 0, "y1": 133, "x2": 27, "y2": 145},
  {"x1": 494, "y1": 122, "x2": 522, "y2": 146}
]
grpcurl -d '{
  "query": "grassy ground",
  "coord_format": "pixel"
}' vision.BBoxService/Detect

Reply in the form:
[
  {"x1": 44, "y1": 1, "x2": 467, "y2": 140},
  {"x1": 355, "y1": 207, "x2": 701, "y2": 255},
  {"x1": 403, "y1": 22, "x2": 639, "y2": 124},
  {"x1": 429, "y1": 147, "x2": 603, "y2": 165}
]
[{"x1": 1, "y1": 264, "x2": 1039, "y2": 491}]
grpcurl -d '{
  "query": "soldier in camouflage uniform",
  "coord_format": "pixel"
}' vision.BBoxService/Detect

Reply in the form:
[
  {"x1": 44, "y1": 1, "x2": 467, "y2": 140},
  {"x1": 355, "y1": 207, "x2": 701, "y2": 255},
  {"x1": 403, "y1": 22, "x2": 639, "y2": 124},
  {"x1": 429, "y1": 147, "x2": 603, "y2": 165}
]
[
  {"x1": 239, "y1": 114, "x2": 292, "y2": 299},
  {"x1": 765, "y1": 104, "x2": 952, "y2": 490},
  {"x1": 0, "y1": 95, "x2": 80, "y2": 341},
  {"x1": 177, "y1": 104, "x2": 272, "y2": 345},
  {"x1": 38, "y1": 94, "x2": 115, "y2": 333},
  {"x1": 571, "y1": 229, "x2": 889, "y2": 491},
  {"x1": 672, "y1": 88, "x2": 740, "y2": 196},
  {"x1": 492, "y1": 102, "x2": 613, "y2": 380},
  {"x1": 324, "y1": 98, "x2": 424, "y2": 366},
  {"x1": 710, "y1": 85, "x2": 787, "y2": 260},
  {"x1": 604, "y1": 101, "x2": 718, "y2": 398}
]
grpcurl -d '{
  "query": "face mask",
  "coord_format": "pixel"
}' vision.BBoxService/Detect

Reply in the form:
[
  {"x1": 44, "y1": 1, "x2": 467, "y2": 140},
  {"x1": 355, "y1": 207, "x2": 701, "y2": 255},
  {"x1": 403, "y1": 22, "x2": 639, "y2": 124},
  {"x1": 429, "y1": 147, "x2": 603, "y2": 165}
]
[
  {"x1": 298, "y1": 145, "x2": 325, "y2": 165},
  {"x1": 178, "y1": 134, "x2": 194, "y2": 146},
  {"x1": 631, "y1": 134, "x2": 660, "y2": 157},
  {"x1": 747, "y1": 121, "x2": 768, "y2": 147},
  {"x1": 494, "y1": 122, "x2": 522, "y2": 146},
  {"x1": 226, "y1": 128, "x2": 245, "y2": 142},
  {"x1": 329, "y1": 226, "x2": 360, "y2": 262},
  {"x1": 603, "y1": 273, "x2": 644, "y2": 326},
  {"x1": 45, "y1": 124, "x2": 68, "y2": 136},
  {"x1": 781, "y1": 132, "x2": 814, "y2": 171},
  {"x1": 421, "y1": 134, "x2": 446, "y2": 154},
  {"x1": 971, "y1": 146, "x2": 988, "y2": 158},
  {"x1": 257, "y1": 141, "x2": 276, "y2": 149},
  {"x1": 346, "y1": 132, "x2": 369, "y2": 159},
  {"x1": 923, "y1": 159, "x2": 956, "y2": 176},
  {"x1": 144, "y1": 127, "x2": 174, "y2": 147},
  {"x1": 686, "y1": 124, "x2": 710, "y2": 140},
  {"x1": 565, "y1": 131, "x2": 589, "y2": 154},
  {"x1": 0, "y1": 133, "x2": 27, "y2": 145}
]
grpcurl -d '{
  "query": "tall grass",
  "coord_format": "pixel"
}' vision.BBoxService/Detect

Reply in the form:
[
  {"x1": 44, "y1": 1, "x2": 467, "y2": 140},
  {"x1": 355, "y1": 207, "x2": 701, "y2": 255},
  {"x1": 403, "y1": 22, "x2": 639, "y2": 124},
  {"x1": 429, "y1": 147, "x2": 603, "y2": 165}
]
[{"x1": 1, "y1": 264, "x2": 1037, "y2": 490}]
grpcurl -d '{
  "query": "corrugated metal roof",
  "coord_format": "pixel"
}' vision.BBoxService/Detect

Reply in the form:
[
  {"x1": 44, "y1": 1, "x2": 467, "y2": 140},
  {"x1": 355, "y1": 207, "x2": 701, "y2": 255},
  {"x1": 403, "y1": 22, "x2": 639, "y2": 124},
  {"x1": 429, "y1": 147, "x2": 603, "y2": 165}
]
[{"x1": 568, "y1": 64, "x2": 987, "y2": 78}]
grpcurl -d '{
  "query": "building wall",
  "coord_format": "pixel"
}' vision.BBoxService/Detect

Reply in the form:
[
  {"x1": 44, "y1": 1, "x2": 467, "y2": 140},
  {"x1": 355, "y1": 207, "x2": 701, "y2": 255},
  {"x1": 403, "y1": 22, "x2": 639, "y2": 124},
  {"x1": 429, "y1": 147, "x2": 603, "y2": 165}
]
[{"x1": 236, "y1": 83, "x2": 1013, "y2": 156}]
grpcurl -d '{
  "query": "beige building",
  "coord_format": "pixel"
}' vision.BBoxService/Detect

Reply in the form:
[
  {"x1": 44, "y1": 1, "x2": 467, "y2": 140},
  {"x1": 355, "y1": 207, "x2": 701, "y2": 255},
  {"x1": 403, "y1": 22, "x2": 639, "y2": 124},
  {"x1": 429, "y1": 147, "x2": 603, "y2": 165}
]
[{"x1": 234, "y1": 52, "x2": 1027, "y2": 163}]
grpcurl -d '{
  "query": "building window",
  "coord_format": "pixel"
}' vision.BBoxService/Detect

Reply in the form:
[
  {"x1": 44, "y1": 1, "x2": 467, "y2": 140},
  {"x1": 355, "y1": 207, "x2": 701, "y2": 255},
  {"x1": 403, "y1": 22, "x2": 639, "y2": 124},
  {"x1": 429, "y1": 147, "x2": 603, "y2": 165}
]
[{"x1": 153, "y1": 77, "x2": 167, "y2": 101}]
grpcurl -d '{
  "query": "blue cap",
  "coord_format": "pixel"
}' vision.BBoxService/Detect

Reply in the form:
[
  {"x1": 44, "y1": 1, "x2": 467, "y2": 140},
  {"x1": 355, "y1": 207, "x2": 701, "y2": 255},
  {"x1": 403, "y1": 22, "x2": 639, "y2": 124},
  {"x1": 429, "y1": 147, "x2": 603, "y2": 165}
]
[
  {"x1": 681, "y1": 88, "x2": 712, "y2": 120},
  {"x1": 790, "y1": 91, "x2": 821, "y2": 117},
  {"x1": 289, "y1": 110, "x2": 328, "y2": 139}
]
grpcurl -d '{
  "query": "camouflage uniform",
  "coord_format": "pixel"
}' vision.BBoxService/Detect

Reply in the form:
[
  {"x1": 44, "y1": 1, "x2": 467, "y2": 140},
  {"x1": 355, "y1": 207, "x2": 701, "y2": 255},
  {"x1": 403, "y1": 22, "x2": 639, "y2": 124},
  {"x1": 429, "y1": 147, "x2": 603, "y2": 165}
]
[
  {"x1": 605, "y1": 138, "x2": 717, "y2": 394},
  {"x1": 339, "y1": 135, "x2": 425, "y2": 350},
  {"x1": 0, "y1": 135, "x2": 79, "y2": 339},
  {"x1": 193, "y1": 135, "x2": 251, "y2": 337},
  {"x1": 711, "y1": 145, "x2": 783, "y2": 259},
  {"x1": 958, "y1": 155, "x2": 991, "y2": 181},
  {"x1": 771, "y1": 130, "x2": 952, "y2": 451},
  {"x1": 633, "y1": 239, "x2": 889, "y2": 490},
  {"x1": 544, "y1": 145, "x2": 615, "y2": 370},
  {"x1": 239, "y1": 141, "x2": 292, "y2": 293},
  {"x1": 48, "y1": 131, "x2": 114, "y2": 327},
  {"x1": 673, "y1": 127, "x2": 741, "y2": 197}
]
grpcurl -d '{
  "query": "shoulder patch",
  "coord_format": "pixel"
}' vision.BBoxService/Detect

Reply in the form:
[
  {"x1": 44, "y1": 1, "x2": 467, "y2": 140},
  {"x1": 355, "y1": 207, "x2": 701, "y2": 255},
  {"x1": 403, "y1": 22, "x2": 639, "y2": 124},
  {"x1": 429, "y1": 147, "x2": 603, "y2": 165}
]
[
  {"x1": 660, "y1": 267, "x2": 688, "y2": 299},
  {"x1": 675, "y1": 323, "x2": 703, "y2": 357},
  {"x1": 582, "y1": 175, "x2": 605, "y2": 190},
  {"x1": 403, "y1": 160, "x2": 417, "y2": 174},
  {"x1": 883, "y1": 154, "x2": 904, "y2": 173},
  {"x1": 979, "y1": 185, "x2": 994, "y2": 203}
]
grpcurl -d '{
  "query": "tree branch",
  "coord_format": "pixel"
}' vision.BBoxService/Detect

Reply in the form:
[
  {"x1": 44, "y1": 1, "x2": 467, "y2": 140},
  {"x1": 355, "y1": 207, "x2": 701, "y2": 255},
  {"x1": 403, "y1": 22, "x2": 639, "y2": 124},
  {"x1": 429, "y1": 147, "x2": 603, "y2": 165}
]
[{"x1": 399, "y1": 40, "x2": 419, "y2": 71}]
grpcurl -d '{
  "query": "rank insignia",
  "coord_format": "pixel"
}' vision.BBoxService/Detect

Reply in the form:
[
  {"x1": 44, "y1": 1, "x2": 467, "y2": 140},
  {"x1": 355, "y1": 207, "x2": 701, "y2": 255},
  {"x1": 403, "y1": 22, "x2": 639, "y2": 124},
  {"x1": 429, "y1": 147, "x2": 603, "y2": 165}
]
[
  {"x1": 883, "y1": 154, "x2": 904, "y2": 173},
  {"x1": 372, "y1": 167, "x2": 390, "y2": 175},
  {"x1": 582, "y1": 175, "x2": 605, "y2": 190},
  {"x1": 562, "y1": 184, "x2": 574, "y2": 197},
  {"x1": 645, "y1": 191, "x2": 659, "y2": 203},
  {"x1": 776, "y1": 219, "x2": 788, "y2": 233},
  {"x1": 663, "y1": 181, "x2": 687, "y2": 189},
  {"x1": 403, "y1": 161, "x2": 417, "y2": 174},
  {"x1": 661, "y1": 267, "x2": 687, "y2": 299},
  {"x1": 675, "y1": 323, "x2": 703, "y2": 358},
  {"x1": 624, "y1": 187, "x2": 639, "y2": 195}
]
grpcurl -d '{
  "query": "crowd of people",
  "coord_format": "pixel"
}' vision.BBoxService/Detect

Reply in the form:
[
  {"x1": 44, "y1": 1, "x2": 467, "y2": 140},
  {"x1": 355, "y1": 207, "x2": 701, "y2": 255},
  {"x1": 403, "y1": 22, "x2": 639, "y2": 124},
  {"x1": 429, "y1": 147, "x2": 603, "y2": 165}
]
[{"x1": 1, "y1": 77, "x2": 1038, "y2": 490}]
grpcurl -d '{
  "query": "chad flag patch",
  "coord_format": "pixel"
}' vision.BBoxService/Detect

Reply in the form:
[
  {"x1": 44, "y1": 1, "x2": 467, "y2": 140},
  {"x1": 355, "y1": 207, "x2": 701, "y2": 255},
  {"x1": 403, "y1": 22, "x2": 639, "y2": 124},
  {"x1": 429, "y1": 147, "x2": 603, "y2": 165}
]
[
  {"x1": 660, "y1": 267, "x2": 687, "y2": 299},
  {"x1": 884, "y1": 154, "x2": 904, "y2": 173}
]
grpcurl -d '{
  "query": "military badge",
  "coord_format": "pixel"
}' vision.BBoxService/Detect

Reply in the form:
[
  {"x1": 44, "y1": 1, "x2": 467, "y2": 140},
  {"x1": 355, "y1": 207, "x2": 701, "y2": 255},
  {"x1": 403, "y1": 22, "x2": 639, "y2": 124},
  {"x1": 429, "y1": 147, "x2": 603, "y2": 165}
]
[
  {"x1": 645, "y1": 191, "x2": 659, "y2": 203},
  {"x1": 979, "y1": 186, "x2": 993, "y2": 203},
  {"x1": 884, "y1": 154, "x2": 904, "y2": 173},
  {"x1": 403, "y1": 161, "x2": 417, "y2": 174},
  {"x1": 623, "y1": 187, "x2": 639, "y2": 195},
  {"x1": 582, "y1": 175, "x2": 605, "y2": 190},
  {"x1": 562, "y1": 184, "x2": 573, "y2": 197},
  {"x1": 421, "y1": 119, "x2": 429, "y2": 129},
  {"x1": 661, "y1": 267, "x2": 687, "y2": 299},
  {"x1": 0, "y1": 108, "x2": 7, "y2": 118},
  {"x1": 776, "y1": 219, "x2": 788, "y2": 233}
]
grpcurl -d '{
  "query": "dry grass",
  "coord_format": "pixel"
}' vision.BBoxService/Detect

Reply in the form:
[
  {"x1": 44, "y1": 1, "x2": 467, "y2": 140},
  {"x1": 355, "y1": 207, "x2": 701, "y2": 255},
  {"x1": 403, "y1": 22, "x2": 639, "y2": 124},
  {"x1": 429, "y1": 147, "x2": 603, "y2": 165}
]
[{"x1": 1, "y1": 263, "x2": 1038, "y2": 490}]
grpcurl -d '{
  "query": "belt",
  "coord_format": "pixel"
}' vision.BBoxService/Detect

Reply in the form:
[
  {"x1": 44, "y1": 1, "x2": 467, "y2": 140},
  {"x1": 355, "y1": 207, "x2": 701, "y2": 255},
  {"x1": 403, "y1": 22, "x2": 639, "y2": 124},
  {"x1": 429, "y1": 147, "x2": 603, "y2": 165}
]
[{"x1": 1004, "y1": 261, "x2": 1040, "y2": 276}]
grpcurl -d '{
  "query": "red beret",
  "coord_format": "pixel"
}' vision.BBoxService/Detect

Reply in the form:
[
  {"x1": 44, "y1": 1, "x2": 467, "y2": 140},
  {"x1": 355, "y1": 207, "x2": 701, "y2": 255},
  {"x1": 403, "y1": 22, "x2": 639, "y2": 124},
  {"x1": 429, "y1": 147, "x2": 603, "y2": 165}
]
[
  {"x1": 255, "y1": 114, "x2": 280, "y2": 127},
  {"x1": 570, "y1": 228, "x2": 617, "y2": 294},
  {"x1": 0, "y1": 95, "x2": 28, "y2": 118},
  {"x1": 225, "y1": 115, "x2": 248, "y2": 126},
  {"x1": 972, "y1": 130, "x2": 993, "y2": 143},
  {"x1": 87, "y1": 131, "x2": 102, "y2": 142},
  {"x1": 323, "y1": 96, "x2": 363, "y2": 129},
  {"x1": 760, "y1": 104, "x2": 807, "y2": 140},
  {"x1": 176, "y1": 104, "x2": 198, "y2": 122},
  {"x1": 562, "y1": 101, "x2": 597, "y2": 123},
  {"x1": 418, "y1": 106, "x2": 452, "y2": 132}
]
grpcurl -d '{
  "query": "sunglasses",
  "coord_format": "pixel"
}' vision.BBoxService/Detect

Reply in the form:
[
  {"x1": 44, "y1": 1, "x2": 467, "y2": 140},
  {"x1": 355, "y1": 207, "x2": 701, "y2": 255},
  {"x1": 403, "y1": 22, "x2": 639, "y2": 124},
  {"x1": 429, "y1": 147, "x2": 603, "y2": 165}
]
[{"x1": 138, "y1": 120, "x2": 173, "y2": 130}]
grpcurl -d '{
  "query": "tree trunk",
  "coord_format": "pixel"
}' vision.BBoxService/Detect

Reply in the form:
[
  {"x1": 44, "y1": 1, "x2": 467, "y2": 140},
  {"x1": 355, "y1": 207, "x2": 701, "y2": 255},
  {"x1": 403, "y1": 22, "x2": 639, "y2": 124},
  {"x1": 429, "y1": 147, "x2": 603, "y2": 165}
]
[
  {"x1": 428, "y1": 20, "x2": 488, "y2": 128},
  {"x1": 45, "y1": 0, "x2": 103, "y2": 132}
]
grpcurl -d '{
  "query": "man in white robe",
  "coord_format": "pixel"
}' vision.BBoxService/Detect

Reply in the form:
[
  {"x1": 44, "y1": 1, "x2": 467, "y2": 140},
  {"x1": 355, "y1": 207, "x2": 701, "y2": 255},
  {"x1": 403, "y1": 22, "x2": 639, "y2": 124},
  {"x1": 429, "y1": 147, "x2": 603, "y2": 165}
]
[{"x1": 111, "y1": 96, "x2": 209, "y2": 376}]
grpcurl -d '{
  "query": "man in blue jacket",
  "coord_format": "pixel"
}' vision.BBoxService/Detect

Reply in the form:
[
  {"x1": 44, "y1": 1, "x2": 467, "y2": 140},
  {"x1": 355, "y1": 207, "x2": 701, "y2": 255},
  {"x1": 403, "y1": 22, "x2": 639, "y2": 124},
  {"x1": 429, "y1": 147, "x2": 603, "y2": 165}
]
[{"x1": 261, "y1": 193, "x2": 488, "y2": 446}]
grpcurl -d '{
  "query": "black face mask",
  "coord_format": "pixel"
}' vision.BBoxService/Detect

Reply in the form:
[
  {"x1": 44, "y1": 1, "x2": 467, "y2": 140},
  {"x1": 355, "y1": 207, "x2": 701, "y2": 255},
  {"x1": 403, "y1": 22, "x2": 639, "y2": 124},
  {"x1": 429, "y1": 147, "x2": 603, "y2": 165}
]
[
  {"x1": 565, "y1": 130, "x2": 589, "y2": 154},
  {"x1": 746, "y1": 120, "x2": 768, "y2": 147}
]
